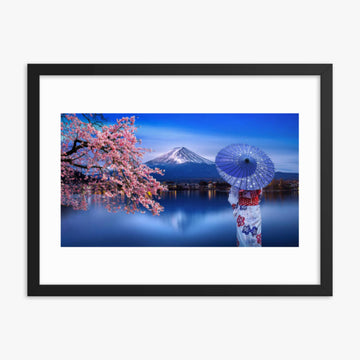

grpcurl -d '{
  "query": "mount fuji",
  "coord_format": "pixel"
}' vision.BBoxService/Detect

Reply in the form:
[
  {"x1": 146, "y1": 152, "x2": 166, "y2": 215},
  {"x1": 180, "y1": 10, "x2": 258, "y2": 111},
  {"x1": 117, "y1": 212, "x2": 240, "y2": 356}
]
[
  {"x1": 145, "y1": 147, "x2": 299, "y2": 182},
  {"x1": 146, "y1": 147, "x2": 220, "y2": 181},
  {"x1": 146, "y1": 147, "x2": 214, "y2": 166}
]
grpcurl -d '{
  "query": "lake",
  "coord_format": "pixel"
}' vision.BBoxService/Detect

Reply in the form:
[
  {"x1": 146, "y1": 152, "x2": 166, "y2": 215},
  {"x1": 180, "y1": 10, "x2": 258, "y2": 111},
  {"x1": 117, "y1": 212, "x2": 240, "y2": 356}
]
[{"x1": 61, "y1": 190, "x2": 299, "y2": 247}]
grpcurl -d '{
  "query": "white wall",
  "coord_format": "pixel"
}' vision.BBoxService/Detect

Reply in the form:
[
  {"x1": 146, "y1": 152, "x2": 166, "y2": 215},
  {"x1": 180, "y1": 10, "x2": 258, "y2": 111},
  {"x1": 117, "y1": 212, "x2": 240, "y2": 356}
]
[{"x1": 0, "y1": 1, "x2": 358, "y2": 359}]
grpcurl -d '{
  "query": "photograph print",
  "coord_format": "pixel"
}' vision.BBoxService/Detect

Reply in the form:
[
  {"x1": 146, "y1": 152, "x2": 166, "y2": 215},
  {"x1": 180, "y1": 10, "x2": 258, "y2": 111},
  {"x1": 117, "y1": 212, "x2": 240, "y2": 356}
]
[{"x1": 61, "y1": 113, "x2": 299, "y2": 247}]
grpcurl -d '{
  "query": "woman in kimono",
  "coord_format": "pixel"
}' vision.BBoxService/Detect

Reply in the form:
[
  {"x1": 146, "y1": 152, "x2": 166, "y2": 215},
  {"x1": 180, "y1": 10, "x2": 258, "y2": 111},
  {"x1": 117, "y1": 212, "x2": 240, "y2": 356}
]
[{"x1": 228, "y1": 186, "x2": 262, "y2": 247}]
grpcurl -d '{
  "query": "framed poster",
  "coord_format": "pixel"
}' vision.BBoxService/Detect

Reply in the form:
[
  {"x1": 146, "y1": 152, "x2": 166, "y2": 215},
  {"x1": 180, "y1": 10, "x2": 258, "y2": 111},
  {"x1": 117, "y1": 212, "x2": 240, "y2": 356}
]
[{"x1": 28, "y1": 64, "x2": 332, "y2": 296}]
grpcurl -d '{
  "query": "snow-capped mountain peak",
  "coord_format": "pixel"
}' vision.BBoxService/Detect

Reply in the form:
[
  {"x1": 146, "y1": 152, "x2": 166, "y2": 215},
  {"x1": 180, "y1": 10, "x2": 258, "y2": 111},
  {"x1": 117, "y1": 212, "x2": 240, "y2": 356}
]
[{"x1": 146, "y1": 147, "x2": 214, "y2": 165}]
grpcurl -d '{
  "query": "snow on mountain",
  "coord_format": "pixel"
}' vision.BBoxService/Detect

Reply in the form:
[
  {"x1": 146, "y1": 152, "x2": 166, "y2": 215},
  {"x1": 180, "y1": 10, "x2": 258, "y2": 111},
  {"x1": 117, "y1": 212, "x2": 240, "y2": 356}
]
[{"x1": 146, "y1": 147, "x2": 214, "y2": 166}]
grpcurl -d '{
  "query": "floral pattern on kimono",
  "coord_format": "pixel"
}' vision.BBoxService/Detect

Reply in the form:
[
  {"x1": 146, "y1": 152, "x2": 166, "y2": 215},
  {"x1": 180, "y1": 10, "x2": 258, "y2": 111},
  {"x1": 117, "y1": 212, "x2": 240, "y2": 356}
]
[{"x1": 228, "y1": 186, "x2": 262, "y2": 247}]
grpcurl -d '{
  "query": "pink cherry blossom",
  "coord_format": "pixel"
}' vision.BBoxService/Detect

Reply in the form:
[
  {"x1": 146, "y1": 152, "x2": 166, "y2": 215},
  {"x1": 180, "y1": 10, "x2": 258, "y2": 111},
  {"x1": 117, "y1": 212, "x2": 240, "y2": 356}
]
[{"x1": 61, "y1": 114, "x2": 167, "y2": 215}]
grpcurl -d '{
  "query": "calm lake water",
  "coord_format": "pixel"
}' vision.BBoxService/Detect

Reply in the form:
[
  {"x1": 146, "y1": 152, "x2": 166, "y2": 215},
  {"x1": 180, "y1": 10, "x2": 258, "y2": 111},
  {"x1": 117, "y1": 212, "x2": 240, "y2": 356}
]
[{"x1": 61, "y1": 190, "x2": 298, "y2": 247}]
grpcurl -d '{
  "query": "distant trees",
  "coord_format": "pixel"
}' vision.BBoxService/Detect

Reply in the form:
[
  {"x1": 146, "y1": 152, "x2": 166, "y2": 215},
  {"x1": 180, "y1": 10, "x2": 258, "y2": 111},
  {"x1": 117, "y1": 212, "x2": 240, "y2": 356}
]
[
  {"x1": 213, "y1": 181, "x2": 229, "y2": 190},
  {"x1": 264, "y1": 179, "x2": 298, "y2": 191}
]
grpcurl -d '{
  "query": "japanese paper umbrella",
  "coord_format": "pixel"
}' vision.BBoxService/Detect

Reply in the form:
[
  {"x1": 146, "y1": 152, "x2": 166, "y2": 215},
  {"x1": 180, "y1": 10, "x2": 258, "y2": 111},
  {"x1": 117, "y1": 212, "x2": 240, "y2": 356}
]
[{"x1": 215, "y1": 144, "x2": 275, "y2": 190}]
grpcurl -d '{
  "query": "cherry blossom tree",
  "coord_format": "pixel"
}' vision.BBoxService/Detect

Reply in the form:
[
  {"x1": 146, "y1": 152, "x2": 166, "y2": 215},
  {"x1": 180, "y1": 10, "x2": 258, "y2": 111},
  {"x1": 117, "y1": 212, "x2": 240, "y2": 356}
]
[{"x1": 61, "y1": 114, "x2": 167, "y2": 215}]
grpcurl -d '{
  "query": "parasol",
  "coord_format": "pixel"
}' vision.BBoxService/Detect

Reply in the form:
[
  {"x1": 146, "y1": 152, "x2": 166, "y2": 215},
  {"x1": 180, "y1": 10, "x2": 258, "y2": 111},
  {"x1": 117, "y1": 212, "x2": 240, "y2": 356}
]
[{"x1": 215, "y1": 144, "x2": 275, "y2": 190}]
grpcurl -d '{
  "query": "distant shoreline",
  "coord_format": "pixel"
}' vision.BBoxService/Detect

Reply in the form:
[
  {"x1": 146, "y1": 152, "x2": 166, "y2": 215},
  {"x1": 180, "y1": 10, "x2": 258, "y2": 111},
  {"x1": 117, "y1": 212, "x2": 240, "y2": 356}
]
[
  {"x1": 163, "y1": 188, "x2": 298, "y2": 193},
  {"x1": 162, "y1": 178, "x2": 299, "y2": 192}
]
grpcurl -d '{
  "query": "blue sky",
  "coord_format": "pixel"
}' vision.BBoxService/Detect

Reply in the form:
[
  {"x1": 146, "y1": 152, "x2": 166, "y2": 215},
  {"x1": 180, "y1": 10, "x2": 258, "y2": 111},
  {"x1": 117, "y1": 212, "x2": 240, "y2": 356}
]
[{"x1": 78, "y1": 113, "x2": 299, "y2": 172}]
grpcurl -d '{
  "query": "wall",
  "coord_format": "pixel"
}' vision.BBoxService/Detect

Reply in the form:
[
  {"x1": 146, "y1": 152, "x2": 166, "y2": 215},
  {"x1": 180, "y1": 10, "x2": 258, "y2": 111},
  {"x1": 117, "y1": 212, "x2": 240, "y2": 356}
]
[{"x1": 1, "y1": 1, "x2": 358, "y2": 359}]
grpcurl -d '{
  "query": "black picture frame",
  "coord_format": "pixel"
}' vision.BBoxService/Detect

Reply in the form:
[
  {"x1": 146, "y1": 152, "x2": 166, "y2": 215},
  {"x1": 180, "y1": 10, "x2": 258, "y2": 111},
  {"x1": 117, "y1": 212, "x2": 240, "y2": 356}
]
[{"x1": 28, "y1": 64, "x2": 332, "y2": 296}]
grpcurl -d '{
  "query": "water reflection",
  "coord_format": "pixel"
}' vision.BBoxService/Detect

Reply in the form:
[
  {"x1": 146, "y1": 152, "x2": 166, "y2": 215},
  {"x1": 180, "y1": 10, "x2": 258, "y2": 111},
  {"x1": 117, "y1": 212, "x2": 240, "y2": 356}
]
[
  {"x1": 61, "y1": 190, "x2": 298, "y2": 247},
  {"x1": 262, "y1": 190, "x2": 299, "y2": 202}
]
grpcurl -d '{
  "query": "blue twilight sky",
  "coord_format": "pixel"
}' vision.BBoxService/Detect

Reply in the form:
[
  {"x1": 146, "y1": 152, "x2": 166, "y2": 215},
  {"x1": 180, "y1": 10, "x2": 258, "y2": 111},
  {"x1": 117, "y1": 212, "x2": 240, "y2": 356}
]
[{"x1": 77, "y1": 113, "x2": 299, "y2": 172}]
